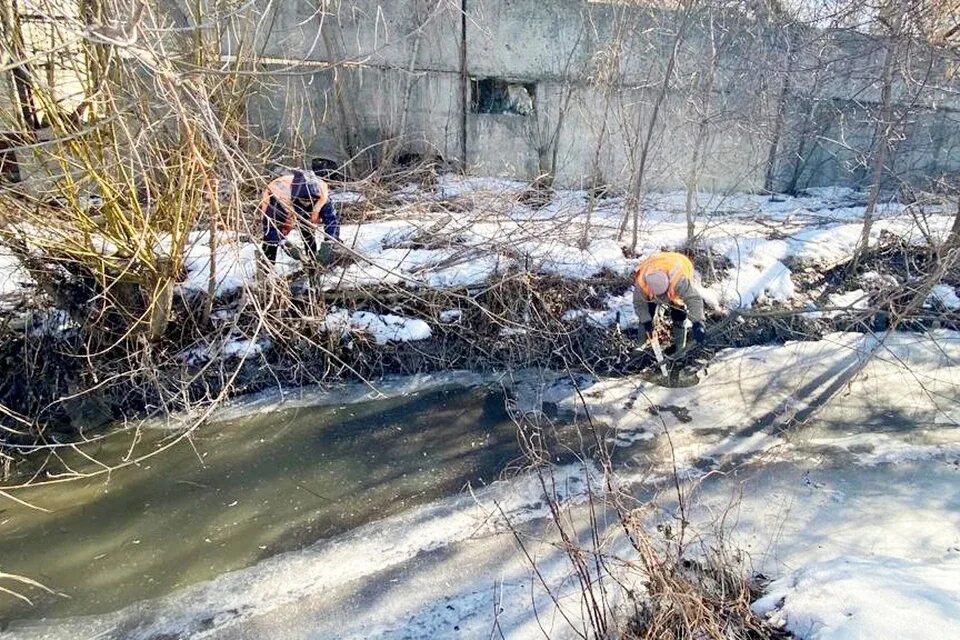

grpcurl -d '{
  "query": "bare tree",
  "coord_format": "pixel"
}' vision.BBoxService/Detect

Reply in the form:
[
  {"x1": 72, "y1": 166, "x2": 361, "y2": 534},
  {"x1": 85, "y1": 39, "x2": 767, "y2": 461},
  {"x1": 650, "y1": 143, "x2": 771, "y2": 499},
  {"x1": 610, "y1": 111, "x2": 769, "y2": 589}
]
[
  {"x1": 618, "y1": 2, "x2": 695, "y2": 254},
  {"x1": 851, "y1": 0, "x2": 905, "y2": 269}
]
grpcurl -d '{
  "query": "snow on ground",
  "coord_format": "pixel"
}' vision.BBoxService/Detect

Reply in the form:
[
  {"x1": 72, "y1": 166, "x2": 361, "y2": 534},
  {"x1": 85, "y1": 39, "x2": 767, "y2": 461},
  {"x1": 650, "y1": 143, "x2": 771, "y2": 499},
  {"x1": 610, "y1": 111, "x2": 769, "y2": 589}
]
[
  {"x1": 826, "y1": 288, "x2": 868, "y2": 310},
  {"x1": 804, "y1": 288, "x2": 870, "y2": 319},
  {"x1": 171, "y1": 177, "x2": 955, "y2": 321},
  {"x1": 753, "y1": 555, "x2": 960, "y2": 640},
  {"x1": 574, "y1": 329, "x2": 960, "y2": 640},
  {"x1": 553, "y1": 331, "x2": 960, "y2": 479},
  {"x1": 176, "y1": 230, "x2": 300, "y2": 297},
  {"x1": 154, "y1": 175, "x2": 960, "y2": 359},
  {"x1": 926, "y1": 284, "x2": 960, "y2": 311},
  {"x1": 708, "y1": 236, "x2": 795, "y2": 308},
  {"x1": 0, "y1": 248, "x2": 30, "y2": 300},
  {"x1": 323, "y1": 309, "x2": 432, "y2": 345},
  {"x1": 562, "y1": 289, "x2": 637, "y2": 329},
  {"x1": 516, "y1": 237, "x2": 633, "y2": 279}
]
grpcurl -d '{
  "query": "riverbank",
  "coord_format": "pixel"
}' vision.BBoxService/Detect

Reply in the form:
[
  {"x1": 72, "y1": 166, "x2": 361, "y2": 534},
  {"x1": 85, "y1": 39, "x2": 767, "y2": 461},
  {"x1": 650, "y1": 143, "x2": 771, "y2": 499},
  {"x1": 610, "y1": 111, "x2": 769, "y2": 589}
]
[
  {"x1": 2, "y1": 175, "x2": 957, "y2": 467},
  {"x1": 3, "y1": 331, "x2": 958, "y2": 639}
]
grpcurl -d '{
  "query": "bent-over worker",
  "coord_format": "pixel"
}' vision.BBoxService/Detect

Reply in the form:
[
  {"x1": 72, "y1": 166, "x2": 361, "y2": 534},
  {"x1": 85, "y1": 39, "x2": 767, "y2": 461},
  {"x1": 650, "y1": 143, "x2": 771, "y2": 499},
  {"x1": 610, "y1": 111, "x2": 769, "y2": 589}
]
[
  {"x1": 633, "y1": 251, "x2": 705, "y2": 354},
  {"x1": 260, "y1": 169, "x2": 340, "y2": 266}
]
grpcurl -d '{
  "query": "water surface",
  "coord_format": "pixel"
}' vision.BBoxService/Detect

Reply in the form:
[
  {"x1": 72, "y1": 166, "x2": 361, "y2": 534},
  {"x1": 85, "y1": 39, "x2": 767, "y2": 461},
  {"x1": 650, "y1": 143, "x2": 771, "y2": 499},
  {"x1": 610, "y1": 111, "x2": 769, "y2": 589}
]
[{"x1": 0, "y1": 384, "x2": 537, "y2": 623}]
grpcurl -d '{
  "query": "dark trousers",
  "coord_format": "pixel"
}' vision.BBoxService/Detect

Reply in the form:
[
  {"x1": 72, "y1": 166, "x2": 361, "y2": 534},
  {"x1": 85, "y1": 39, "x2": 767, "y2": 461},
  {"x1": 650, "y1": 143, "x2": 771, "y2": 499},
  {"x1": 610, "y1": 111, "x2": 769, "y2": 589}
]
[
  {"x1": 649, "y1": 302, "x2": 688, "y2": 350},
  {"x1": 648, "y1": 302, "x2": 687, "y2": 325},
  {"x1": 261, "y1": 196, "x2": 320, "y2": 265},
  {"x1": 261, "y1": 231, "x2": 319, "y2": 264}
]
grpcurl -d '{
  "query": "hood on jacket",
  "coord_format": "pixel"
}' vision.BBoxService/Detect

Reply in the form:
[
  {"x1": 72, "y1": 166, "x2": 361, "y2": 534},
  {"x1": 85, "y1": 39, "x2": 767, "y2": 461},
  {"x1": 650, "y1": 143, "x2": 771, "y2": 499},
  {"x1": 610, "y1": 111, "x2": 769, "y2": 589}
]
[{"x1": 290, "y1": 170, "x2": 321, "y2": 201}]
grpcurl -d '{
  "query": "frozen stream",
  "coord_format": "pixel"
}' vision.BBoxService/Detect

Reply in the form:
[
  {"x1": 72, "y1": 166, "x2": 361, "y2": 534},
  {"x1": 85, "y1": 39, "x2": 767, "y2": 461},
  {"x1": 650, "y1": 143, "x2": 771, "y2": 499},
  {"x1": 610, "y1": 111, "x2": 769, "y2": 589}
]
[
  {"x1": 3, "y1": 332, "x2": 960, "y2": 639},
  {"x1": 0, "y1": 376, "x2": 581, "y2": 627}
]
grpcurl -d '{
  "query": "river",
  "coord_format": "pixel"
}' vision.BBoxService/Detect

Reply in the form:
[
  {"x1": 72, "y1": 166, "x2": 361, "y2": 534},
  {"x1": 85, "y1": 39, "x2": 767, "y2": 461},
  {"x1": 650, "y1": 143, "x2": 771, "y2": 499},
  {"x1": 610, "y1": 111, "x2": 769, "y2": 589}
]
[
  {"x1": 0, "y1": 379, "x2": 564, "y2": 625},
  {"x1": 3, "y1": 333, "x2": 959, "y2": 640}
]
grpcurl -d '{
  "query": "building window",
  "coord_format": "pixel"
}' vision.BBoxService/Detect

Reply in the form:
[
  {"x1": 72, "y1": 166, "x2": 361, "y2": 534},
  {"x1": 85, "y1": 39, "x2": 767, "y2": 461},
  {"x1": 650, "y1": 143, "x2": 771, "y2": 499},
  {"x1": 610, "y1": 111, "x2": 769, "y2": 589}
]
[{"x1": 471, "y1": 78, "x2": 536, "y2": 116}]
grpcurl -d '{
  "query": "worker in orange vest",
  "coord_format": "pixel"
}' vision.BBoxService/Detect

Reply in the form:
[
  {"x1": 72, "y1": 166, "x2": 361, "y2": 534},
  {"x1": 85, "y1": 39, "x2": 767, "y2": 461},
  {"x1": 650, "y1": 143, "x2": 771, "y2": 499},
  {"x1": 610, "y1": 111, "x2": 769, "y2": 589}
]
[
  {"x1": 633, "y1": 251, "x2": 706, "y2": 354},
  {"x1": 260, "y1": 169, "x2": 340, "y2": 266}
]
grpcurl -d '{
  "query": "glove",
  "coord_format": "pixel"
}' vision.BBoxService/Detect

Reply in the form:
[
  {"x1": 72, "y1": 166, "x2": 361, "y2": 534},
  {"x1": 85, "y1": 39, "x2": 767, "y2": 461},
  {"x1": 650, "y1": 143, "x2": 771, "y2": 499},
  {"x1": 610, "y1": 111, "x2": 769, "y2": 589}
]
[
  {"x1": 691, "y1": 322, "x2": 706, "y2": 343},
  {"x1": 283, "y1": 241, "x2": 304, "y2": 262},
  {"x1": 642, "y1": 321, "x2": 654, "y2": 341}
]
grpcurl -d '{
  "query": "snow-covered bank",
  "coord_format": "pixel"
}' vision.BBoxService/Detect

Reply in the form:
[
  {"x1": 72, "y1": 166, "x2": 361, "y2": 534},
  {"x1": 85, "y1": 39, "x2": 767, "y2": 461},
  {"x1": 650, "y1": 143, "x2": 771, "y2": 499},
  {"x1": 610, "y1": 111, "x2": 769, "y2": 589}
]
[
  {"x1": 579, "y1": 329, "x2": 960, "y2": 640},
  {"x1": 157, "y1": 176, "x2": 957, "y2": 343},
  {"x1": 3, "y1": 175, "x2": 957, "y2": 381},
  {"x1": 56, "y1": 177, "x2": 921, "y2": 374},
  {"x1": 551, "y1": 330, "x2": 960, "y2": 481},
  {"x1": 0, "y1": 247, "x2": 32, "y2": 307},
  {"x1": 754, "y1": 555, "x2": 960, "y2": 640}
]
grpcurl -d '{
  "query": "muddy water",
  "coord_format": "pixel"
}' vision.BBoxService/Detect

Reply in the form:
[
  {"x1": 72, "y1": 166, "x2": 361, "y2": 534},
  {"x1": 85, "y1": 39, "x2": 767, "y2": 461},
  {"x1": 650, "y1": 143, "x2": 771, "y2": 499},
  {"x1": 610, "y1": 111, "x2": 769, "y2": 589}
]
[{"x1": 0, "y1": 384, "x2": 546, "y2": 624}]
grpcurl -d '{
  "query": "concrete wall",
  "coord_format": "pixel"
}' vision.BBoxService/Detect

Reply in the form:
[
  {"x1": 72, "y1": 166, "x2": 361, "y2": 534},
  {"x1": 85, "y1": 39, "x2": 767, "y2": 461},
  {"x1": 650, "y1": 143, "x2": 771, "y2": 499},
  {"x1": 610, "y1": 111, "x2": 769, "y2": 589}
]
[
  {"x1": 5, "y1": 0, "x2": 958, "y2": 194},
  {"x1": 241, "y1": 0, "x2": 959, "y2": 193},
  {"x1": 241, "y1": 0, "x2": 801, "y2": 191}
]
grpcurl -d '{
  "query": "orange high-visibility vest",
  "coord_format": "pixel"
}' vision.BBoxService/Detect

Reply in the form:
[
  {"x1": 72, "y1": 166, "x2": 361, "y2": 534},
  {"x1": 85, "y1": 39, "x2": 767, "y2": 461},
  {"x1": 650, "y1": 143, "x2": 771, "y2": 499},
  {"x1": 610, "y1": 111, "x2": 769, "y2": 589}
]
[
  {"x1": 634, "y1": 252, "x2": 695, "y2": 304},
  {"x1": 258, "y1": 174, "x2": 330, "y2": 236}
]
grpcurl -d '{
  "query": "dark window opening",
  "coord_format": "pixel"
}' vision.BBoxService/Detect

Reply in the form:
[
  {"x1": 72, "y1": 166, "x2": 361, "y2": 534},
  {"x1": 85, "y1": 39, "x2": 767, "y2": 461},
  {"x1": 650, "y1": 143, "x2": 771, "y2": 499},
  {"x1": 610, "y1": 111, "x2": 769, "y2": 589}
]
[
  {"x1": 311, "y1": 157, "x2": 348, "y2": 182},
  {"x1": 471, "y1": 78, "x2": 536, "y2": 116},
  {"x1": 0, "y1": 135, "x2": 24, "y2": 183}
]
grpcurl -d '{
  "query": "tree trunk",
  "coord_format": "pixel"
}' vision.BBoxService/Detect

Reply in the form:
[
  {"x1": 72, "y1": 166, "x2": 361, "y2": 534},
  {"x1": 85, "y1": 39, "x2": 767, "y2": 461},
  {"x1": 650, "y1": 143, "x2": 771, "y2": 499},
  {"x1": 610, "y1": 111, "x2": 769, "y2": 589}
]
[
  {"x1": 851, "y1": 13, "x2": 900, "y2": 271},
  {"x1": 619, "y1": 8, "x2": 691, "y2": 253},
  {"x1": 320, "y1": 8, "x2": 360, "y2": 166},
  {"x1": 764, "y1": 27, "x2": 798, "y2": 193},
  {"x1": 685, "y1": 10, "x2": 717, "y2": 249},
  {"x1": 946, "y1": 197, "x2": 960, "y2": 250}
]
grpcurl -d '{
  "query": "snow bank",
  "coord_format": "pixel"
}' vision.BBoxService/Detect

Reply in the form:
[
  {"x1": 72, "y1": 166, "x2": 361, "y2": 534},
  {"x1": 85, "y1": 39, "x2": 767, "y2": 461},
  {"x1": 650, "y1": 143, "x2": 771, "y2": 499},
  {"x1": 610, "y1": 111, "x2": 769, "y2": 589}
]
[
  {"x1": 166, "y1": 176, "x2": 952, "y2": 312},
  {"x1": 926, "y1": 284, "x2": 960, "y2": 311},
  {"x1": 340, "y1": 220, "x2": 421, "y2": 255},
  {"x1": 562, "y1": 289, "x2": 637, "y2": 329},
  {"x1": 787, "y1": 224, "x2": 864, "y2": 264},
  {"x1": 178, "y1": 239, "x2": 259, "y2": 296},
  {"x1": 324, "y1": 310, "x2": 432, "y2": 345},
  {"x1": 827, "y1": 288, "x2": 867, "y2": 310},
  {"x1": 710, "y1": 237, "x2": 794, "y2": 308},
  {"x1": 753, "y1": 555, "x2": 960, "y2": 640},
  {"x1": 805, "y1": 289, "x2": 870, "y2": 319},
  {"x1": 0, "y1": 249, "x2": 30, "y2": 298},
  {"x1": 422, "y1": 253, "x2": 508, "y2": 288},
  {"x1": 177, "y1": 231, "x2": 303, "y2": 297},
  {"x1": 519, "y1": 238, "x2": 632, "y2": 279},
  {"x1": 553, "y1": 331, "x2": 960, "y2": 478},
  {"x1": 319, "y1": 248, "x2": 509, "y2": 290}
]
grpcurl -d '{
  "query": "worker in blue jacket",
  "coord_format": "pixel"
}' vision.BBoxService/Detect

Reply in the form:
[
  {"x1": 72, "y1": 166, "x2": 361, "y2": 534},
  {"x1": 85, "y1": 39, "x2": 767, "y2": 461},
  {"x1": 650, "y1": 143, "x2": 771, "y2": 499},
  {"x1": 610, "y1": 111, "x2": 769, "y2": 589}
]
[{"x1": 260, "y1": 170, "x2": 340, "y2": 265}]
